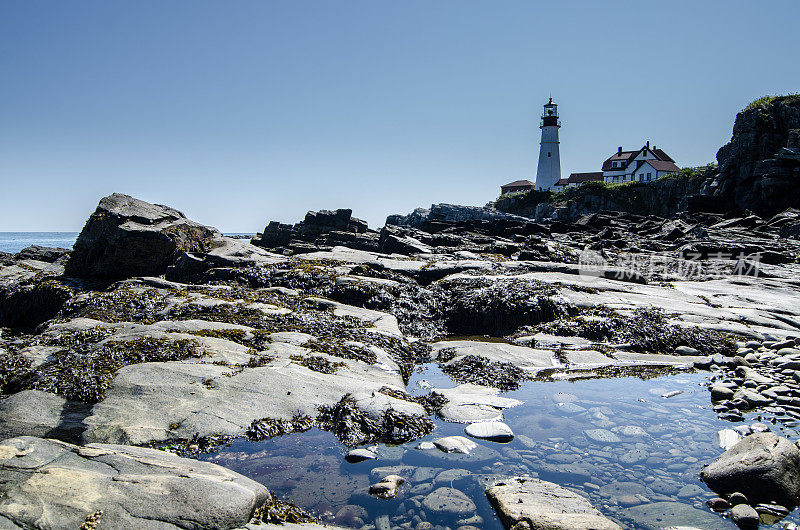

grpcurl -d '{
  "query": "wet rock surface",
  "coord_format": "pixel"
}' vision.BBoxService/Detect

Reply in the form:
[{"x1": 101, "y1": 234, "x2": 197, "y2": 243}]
[
  {"x1": 485, "y1": 476, "x2": 621, "y2": 529},
  {"x1": 701, "y1": 432, "x2": 800, "y2": 506},
  {"x1": 0, "y1": 435, "x2": 269, "y2": 529}
]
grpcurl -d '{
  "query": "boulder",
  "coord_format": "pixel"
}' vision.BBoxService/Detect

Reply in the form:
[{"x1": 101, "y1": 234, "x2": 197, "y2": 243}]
[
  {"x1": 0, "y1": 436, "x2": 268, "y2": 528},
  {"x1": 0, "y1": 278, "x2": 73, "y2": 328},
  {"x1": 368, "y1": 474, "x2": 404, "y2": 499},
  {"x1": 730, "y1": 503, "x2": 759, "y2": 529},
  {"x1": 464, "y1": 421, "x2": 514, "y2": 443},
  {"x1": 66, "y1": 193, "x2": 219, "y2": 278},
  {"x1": 700, "y1": 432, "x2": 800, "y2": 506},
  {"x1": 485, "y1": 476, "x2": 621, "y2": 529},
  {"x1": 386, "y1": 203, "x2": 529, "y2": 229},
  {"x1": 623, "y1": 501, "x2": 730, "y2": 530},
  {"x1": 433, "y1": 436, "x2": 477, "y2": 455},
  {"x1": 345, "y1": 448, "x2": 377, "y2": 464},
  {"x1": 422, "y1": 487, "x2": 476, "y2": 516},
  {"x1": 13, "y1": 245, "x2": 70, "y2": 263}
]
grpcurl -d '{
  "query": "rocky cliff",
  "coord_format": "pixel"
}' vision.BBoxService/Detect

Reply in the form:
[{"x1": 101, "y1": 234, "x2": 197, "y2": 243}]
[{"x1": 709, "y1": 94, "x2": 800, "y2": 215}]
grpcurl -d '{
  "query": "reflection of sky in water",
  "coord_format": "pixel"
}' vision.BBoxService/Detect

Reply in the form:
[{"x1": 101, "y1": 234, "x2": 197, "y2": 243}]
[{"x1": 202, "y1": 367, "x2": 799, "y2": 529}]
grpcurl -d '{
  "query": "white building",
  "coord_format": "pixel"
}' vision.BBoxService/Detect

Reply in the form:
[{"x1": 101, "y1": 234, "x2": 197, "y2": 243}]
[
  {"x1": 535, "y1": 98, "x2": 562, "y2": 190},
  {"x1": 553, "y1": 171, "x2": 604, "y2": 191},
  {"x1": 602, "y1": 142, "x2": 679, "y2": 183}
]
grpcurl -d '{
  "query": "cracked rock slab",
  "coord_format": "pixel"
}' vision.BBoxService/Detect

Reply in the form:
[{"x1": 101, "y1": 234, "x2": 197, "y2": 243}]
[
  {"x1": 82, "y1": 355, "x2": 406, "y2": 445},
  {"x1": 0, "y1": 436, "x2": 269, "y2": 529},
  {"x1": 485, "y1": 476, "x2": 621, "y2": 530}
]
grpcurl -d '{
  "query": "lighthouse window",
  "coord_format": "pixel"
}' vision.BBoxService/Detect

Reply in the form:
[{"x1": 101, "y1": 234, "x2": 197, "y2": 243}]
[{"x1": 548, "y1": 152, "x2": 551, "y2": 157}]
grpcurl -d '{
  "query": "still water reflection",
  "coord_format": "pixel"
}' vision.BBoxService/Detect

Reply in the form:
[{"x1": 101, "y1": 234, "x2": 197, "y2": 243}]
[{"x1": 202, "y1": 366, "x2": 800, "y2": 529}]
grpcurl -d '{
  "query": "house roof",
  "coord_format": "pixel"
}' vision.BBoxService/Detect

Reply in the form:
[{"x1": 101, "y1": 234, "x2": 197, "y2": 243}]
[
  {"x1": 501, "y1": 179, "x2": 535, "y2": 188},
  {"x1": 639, "y1": 160, "x2": 680, "y2": 172},
  {"x1": 602, "y1": 145, "x2": 675, "y2": 171},
  {"x1": 567, "y1": 172, "x2": 604, "y2": 183},
  {"x1": 607, "y1": 151, "x2": 638, "y2": 161},
  {"x1": 652, "y1": 149, "x2": 674, "y2": 163},
  {"x1": 602, "y1": 152, "x2": 637, "y2": 171},
  {"x1": 554, "y1": 178, "x2": 569, "y2": 186}
]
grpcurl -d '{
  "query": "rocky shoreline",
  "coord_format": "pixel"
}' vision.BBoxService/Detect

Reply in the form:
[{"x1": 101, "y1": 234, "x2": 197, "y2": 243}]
[
  {"x1": 1, "y1": 96, "x2": 800, "y2": 530},
  {"x1": 0, "y1": 188, "x2": 798, "y2": 529}
]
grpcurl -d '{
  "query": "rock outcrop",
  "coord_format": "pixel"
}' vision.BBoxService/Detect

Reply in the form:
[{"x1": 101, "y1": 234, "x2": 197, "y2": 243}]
[
  {"x1": 700, "y1": 432, "x2": 800, "y2": 506},
  {"x1": 386, "y1": 203, "x2": 530, "y2": 228},
  {"x1": 0, "y1": 436, "x2": 269, "y2": 529},
  {"x1": 66, "y1": 193, "x2": 220, "y2": 279},
  {"x1": 485, "y1": 476, "x2": 621, "y2": 529},
  {"x1": 710, "y1": 95, "x2": 800, "y2": 216},
  {"x1": 251, "y1": 208, "x2": 378, "y2": 255},
  {"x1": 13, "y1": 245, "x2": 70, "y2": 264}
]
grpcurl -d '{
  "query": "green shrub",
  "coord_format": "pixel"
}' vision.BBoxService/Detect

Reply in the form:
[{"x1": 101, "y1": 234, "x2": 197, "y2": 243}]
[{"x1": 744, "y1": 94, "x2": 800, "y2": 112}]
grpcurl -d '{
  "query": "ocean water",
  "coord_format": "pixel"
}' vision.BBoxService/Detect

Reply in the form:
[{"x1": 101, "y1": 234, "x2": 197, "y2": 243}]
[
  {"x1": 0, "y1": 232, "x2": 78, "y2": 254},
  {"x1": 0, "y1": 232, "x2": 254, "y2": 255},
  {"x1": 201, "y1": 368, "x2": 799, "y2": 529}
]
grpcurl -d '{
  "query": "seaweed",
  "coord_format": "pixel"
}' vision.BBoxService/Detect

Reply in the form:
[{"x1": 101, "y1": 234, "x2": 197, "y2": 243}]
[
  {"x1": 441, "y1": 354, "x2": 529, "y2": 392},
  {"x1": 251, "y1": 497, "x2": 317, "y2": 525},
  {"x1": 317, "y1": 394, "x2": 435, "y2": 447},
  {"x1": 30, "y1": 337, "x2": 203, "y2": 403},
  {"x1": 146, "y1": 432, "x2": 233, "y2": 458},
  {"x1": 246, "y1": 414, "x2": 314, "y2": 442},
  {"x1": 170, "y1": 327, "x2": 273, "y2": 351},
  {"x1": 434, "y1": 276, "x2": 566, "y2": 337},
  {"x1": 59, "y1": 286, "x2": 172, "y2": 324},
  {"x1": 0, "y1": 348, "x2": 32, "y2": 394},
  {"x1": 306, "y1": 338, "x2": 376, "y2": 364},
  {"x1": 378, "y1": 385, "x2": 448, "y2": 415},
  {"x1": 289, "y1": 354, "x2": 346, "y2": 374},
  {"x1": 537, "y1": 306, "x2": 736, "y2": 356}
]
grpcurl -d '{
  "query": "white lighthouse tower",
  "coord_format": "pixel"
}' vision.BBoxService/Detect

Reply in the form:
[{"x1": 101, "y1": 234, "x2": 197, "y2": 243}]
[{"x1": 535, "y1": 98, "x2": 562, "y2": 190}]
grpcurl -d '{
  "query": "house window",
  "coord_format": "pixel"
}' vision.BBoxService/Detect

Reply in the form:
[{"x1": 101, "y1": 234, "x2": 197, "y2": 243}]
[
  {"x1": 647, "y1": 172, "x2": 652, "y2": 181},
  {"x1": 613, "y1": 176, "x2": 619, "y2": 183},
  {"x1": 548, "y1": 152, "x2": 551, "y2": 157}
]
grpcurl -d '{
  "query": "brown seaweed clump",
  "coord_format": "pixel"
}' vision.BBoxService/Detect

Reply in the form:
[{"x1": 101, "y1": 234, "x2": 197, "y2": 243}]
[
  {"x1": 440, "y1": 354, "x2": 529, "y2": 392},
  {"x1": 317, "y1": 394, "x2": 434, "y2": 447}
]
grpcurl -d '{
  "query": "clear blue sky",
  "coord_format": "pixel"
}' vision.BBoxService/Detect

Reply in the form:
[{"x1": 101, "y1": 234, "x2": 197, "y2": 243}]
[{"x1": 2, "y1": 1, "x2": 798, "y2": 231}]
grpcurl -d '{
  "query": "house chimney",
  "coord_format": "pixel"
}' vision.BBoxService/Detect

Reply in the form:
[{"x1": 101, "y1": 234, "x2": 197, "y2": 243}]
[
  {"x1": 646, "y1": 141, "x2": 650, "y2": 149},
  {"x1": 617, "y1": 146, "x2": 622, "y2": 154},
  {"x1": 653, "y1": 145, "x2": 656, "y2": 150}
]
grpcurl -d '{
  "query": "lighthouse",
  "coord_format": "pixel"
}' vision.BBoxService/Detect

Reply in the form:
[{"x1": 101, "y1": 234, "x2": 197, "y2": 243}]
[{"x1": 535, "y1": 98, "x2": 562, "y2": 190}]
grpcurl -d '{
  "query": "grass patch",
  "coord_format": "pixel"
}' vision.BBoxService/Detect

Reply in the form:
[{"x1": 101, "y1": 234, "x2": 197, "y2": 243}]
[{"x1": 744, "y1": 94, "x2": 800, "y2": 112}]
